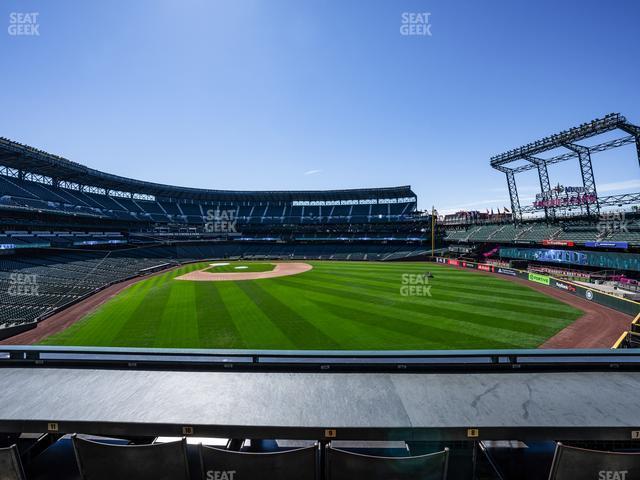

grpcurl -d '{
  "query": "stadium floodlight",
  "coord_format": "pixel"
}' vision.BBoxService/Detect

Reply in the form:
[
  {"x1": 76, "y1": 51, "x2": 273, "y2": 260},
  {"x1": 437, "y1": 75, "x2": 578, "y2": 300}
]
[{"x1": 490, "y1": 113, "x2": 640, "y2": 222}]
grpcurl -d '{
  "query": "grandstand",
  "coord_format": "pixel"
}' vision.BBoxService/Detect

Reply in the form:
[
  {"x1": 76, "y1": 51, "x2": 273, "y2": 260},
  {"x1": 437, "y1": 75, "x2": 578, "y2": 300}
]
[
  {"x1": 0, "y1": 138, "x2": 434, "y2": 336},
  {"x1": 0, "y1": 138, "x2": 420, "y2": 229},
  {"x1": 445, "y1": 218, "x2": 640, "y2": 247},
  {"x1": 0, "y1": 117, "x2": 638, "y2": 479}
]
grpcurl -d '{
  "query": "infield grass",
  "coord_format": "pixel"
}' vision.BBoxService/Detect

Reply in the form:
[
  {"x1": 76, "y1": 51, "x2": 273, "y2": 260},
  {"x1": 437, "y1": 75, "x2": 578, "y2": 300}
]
[
  {"x1": 204, "y1": 262, "x2": 275, "y2": 273},
  {"x1": 40, "y1": 261, "x2": 583, "y2": 350}
]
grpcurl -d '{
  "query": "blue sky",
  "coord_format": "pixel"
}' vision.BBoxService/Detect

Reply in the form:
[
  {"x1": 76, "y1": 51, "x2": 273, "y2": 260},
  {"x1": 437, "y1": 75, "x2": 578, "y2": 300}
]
[{"x1": 0, "y1": 0, "x2": 638, "y2": 212}]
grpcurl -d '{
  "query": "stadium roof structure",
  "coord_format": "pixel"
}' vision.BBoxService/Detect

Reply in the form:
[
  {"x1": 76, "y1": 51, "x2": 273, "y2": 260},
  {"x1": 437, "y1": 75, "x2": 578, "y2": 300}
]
[
  {"x1": 490, "y1": 113, "x2": 640, "y2": 222},
  {"x1": 0, "y1": 137, "x2": 416, "y2": 203}
]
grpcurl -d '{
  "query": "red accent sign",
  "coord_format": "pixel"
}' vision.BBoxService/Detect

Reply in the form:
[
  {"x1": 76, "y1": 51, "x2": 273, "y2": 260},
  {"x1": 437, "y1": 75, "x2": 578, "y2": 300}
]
[
  {"x1": 534, "y1": 193, "x2": 597, "y2": 209},
  {"x1": 448, "y1": 259, "x2": 459, "y2": 266},
  {"x1": 478, "y1": 264, "x2": 493, "y2": 272},
  {"x1": 542, "y1": 240, "x2": 575, "y2": 247}
]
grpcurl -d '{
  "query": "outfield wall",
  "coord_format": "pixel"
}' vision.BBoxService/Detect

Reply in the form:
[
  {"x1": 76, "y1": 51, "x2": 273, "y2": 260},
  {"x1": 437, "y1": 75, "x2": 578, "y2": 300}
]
[
  {"x1": 0, "y1": 322, "x2": 36, "y2": 341},
  {"x1": 499, "y1": 247, "x2": 640, "y2": 272},
  {"x1": 435, "y1": 257, "x2": 640, "y2": 317}
]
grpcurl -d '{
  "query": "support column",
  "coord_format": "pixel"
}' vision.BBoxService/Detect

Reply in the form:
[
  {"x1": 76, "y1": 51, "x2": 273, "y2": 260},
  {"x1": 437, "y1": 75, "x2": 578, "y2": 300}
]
[
  {"x1": 505, "y1": 170, "x2": 521, "y2": 223},
  {"x1": 564, "y1": 143, "x2": 599, "y2": 216},
  {"x1": 618, "y1": 122, "x2": 640, "y2": 168},
  {"x1": 525, "y1": 156, "x2": 555, "y2": 222}
]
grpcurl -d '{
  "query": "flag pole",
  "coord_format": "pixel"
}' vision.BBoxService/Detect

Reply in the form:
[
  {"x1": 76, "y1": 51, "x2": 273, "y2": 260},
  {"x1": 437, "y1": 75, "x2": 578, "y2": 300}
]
[{"x1": 431, "y1": 205, "x2": 435, "y2": 258}]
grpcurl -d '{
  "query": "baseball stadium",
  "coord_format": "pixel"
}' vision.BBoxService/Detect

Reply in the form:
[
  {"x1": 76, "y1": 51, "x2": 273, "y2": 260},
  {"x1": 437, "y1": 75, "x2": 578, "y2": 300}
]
[
  {"x1": 0, "y1": 113, "x2": 638, "y2": 352},
  {"x1": 1, "y1": 1, "x2": 640, "y2": 479},
  {"x1": 0, "y1": 112, "x2": 639, "y2": 479}
]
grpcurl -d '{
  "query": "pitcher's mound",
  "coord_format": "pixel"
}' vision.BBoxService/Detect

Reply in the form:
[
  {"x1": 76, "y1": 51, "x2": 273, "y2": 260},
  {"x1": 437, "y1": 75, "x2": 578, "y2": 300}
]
[{"x1": 175, "y1": 262, "x2": 312, "y2": 282}]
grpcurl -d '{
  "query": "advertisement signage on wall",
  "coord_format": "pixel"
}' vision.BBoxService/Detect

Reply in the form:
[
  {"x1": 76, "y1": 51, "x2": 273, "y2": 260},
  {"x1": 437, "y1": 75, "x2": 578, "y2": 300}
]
[
  {"x1": 528, "y1": 272, "x2": 551, "y2": 285},
  {"x1": 542, "y1": 239, "x2": 575, "y2": 247},
  {"x1": 584, "y1": 241, "x2": 629, "y2": 249},
  {"x1": 434, "y1": 257, "x2": 639, "y2": 317},
  {"x1": 554, "y1": 280, "x2": 576, "y2": 293},
  {"x1": 496, "y1": 267, "x2": 517, "y2": 276},
  {"x1": 500, "y1": 247, "x2": 640, "y2": 272}
]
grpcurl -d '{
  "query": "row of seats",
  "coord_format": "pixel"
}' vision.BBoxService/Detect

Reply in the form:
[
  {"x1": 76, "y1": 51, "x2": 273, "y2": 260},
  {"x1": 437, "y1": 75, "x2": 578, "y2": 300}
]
[
  {"x1": 3, "y1": 436, "x2": 639, "y2": 480},
  {"x1": 0, "y1": 242, "x2": 429, "y2": 329},
  {"x1": 0, "y1": 232, "x2": 125, "y2": 248},
  {"x1": 74, "y1": 438, "x2": 449, "y2": 480},
  {"x1": 0, "y1": 252, "x2": 175, "y2": 328},
  {"x1": 0, "y1": 175, "x2": 417, "y2": 225},
  {"x1": 446, "y1": 220, "x2": 640, "y2": 246}
]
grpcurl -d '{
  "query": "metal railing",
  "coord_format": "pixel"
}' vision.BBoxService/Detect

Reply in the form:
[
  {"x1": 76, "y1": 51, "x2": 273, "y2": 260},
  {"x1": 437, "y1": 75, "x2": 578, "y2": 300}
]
[{"x1": 2, "y1": 345, "x2": 640, "y2": 372}]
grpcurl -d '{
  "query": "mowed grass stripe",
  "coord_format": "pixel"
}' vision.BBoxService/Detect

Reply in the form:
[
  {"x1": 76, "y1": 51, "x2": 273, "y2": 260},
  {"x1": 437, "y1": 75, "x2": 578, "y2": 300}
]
[
  {"x1": 236, "y1": 281, "x2": 342, "y2": 349},
  {"x1": 310, "y1": 268, "x2": 563, "y2": 307},
  {"x1": 220, "y1": 282, "x2": 296, "y2": 349},
  {"x1": 42, "y1": 270, "x2": 172, "y2": 346},
  {"x1": 153, "y1": 281, "x2": 199, "y2": 348},
  {"x1": 275, "y1": 275, "x2": 572, "y2": 338},
  {"x1": 194, "y1": 283, "x2": 244, "y2": 348},
  {"x1": 40, "y1": 261, "x2": 585, "y2": 350},
  {"x1": 111, "y1": 272, "x2": 182, "y2": 347},
  {"x1": 276, "y1": 273, "x2": 523, "y2": 348},
  {"x1": 254, "y1": 275, "x2": 445, "y2": 350},
  {"x1": 307, "y1": 298, "x2": 523, "y2": 349},
  {"x1": 300, "y1": 271, "x2": 579, "y2": 321},
  {"x1": 275, "y1": 276, "x2": 552, "y2": 343},
  {"x1": 309, "y1": 263, "x2": 576, "y2": 309}
]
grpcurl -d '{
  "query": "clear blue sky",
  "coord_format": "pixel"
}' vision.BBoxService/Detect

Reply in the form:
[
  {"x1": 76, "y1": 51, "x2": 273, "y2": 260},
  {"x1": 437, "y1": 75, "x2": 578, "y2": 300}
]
[{"x1": 1, "y1": 0, "x2": 638, "y2": 212}]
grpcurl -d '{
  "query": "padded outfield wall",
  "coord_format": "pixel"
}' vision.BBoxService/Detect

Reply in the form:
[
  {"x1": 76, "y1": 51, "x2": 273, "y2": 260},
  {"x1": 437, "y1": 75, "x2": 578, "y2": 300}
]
[
  {"x1": 499, "y1": 247, "x2": 640, "y2": 273},
  {"x1": 435, "y1": 257, "x2": 640, "y2": 317}
]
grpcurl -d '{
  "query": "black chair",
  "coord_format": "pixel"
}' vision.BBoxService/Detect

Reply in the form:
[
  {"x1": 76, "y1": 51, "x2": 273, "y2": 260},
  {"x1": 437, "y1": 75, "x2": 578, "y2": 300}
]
[
  {"x1": 199, "y1": 444, "x2": 318, "y2": 480},
  {"x1": 72, "y1": 435, "x2": 190, "y2": 480},
  {"x1": 0, "y1": 445, "x2": 26, "y2": 480},
  {"x1": 326, "y1": 444, "x2": 449, "y2": 480},
  {"x1": 548, "y1": 443, "x2": 640, "y2": 480}
]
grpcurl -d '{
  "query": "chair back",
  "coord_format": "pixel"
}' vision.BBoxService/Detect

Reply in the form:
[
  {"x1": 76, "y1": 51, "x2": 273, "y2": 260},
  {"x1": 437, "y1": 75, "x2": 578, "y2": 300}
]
[
  {"x1": 0, "y1": 445, "x2": 26, "y2": 480},
  {"x1": 326, "y1": 445, "x2": 449, "y2": 480},
  {"x1": 72, "y1": 435, "x2": 190, "y2": 480},
  {"x1": 199, "y1": 444, "x2": 318, "y2": 480},
  {"x1": 549, "y1": 443, "x2": 640, "y2": 480}
]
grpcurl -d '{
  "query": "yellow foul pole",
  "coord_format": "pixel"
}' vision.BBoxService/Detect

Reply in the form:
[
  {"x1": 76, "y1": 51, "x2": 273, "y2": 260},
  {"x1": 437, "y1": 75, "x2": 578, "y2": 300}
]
[{"x1": 431, "y1": 206, "x2": 435, "y2": 257}]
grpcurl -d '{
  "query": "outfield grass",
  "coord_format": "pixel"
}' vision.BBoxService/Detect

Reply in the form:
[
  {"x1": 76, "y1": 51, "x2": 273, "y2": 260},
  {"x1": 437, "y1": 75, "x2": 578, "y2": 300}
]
[
  {"x1": 204, "y1": 262, "x2": 275, "y2": 273},
  {"x1": 40, "y1": 261, "x2": 583, "y2": 350}
]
